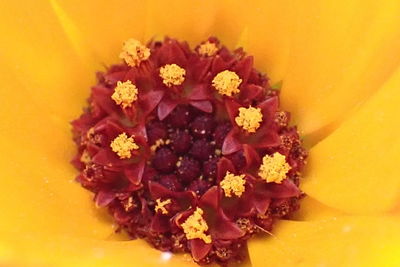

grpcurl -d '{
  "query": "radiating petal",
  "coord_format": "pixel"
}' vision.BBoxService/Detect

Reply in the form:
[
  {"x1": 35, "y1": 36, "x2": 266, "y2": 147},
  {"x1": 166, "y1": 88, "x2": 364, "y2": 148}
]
[
  {"x1": 281, "y1": 0, "x2": 400, "y2": 141},
  {"x1": 249, "y1": 216, "x2": 400, "y2": 266},
  {"x1": 302, "y1": 67, "x2": 400, "y2": 214}
]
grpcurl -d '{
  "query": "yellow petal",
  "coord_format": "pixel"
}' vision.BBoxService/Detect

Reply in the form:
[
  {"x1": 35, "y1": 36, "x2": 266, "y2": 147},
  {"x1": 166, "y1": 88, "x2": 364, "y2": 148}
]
[
  {"x1": 249, "y1": 216, "x2": 400, "y2": 266},
  {"x1": 302, "y1": 67, "x2": 400, "y2": 214},
  {"x1": 292, "y1": 196, "x2": 344, "y2": 221},
  {"x1": 281, "y1": 0, "x2": 400, "y2": 140},
  {"x1": 207, "y1": 0, "x2": 294, "y2": 83}
]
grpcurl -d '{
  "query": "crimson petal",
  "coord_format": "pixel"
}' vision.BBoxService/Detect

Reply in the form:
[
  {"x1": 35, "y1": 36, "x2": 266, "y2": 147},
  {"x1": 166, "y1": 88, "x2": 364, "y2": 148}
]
[
  {"x1": 189, "y1": 100, "x2": 213, "y2": 113},
  {"x1": 233, "y1": 56, "x2": 254, "y2": 85},
  {"x1": 222, "y1": 130, "x2": 242, "y2": 155},
  {"x1": 150, "y1": 214, "x2": 170, "y2": 233},
  {"x1": 124, "y1": 160, "x2": 145, "y2": 185},
  {"x1": 95, "y1": 190, "x2": 116, "y2": 207},
  {"x1": 216, "y1": 157, "x2": 235, "y2": 182},
  {"x1": 157, "y1": 97, "x2": 178, "y2": 121},
  {"x1": 256, "y1": 179, "x2": 301, "y2": 199},
  {"x1": 188, "y1": 84, "x2": 211, "y2": 100},
  {"x1": 190, "y1": 239, "x2": 212, "y2": 262},
  {"x1": 139, "y1": 90, "x2": 164, "y2": 116}
]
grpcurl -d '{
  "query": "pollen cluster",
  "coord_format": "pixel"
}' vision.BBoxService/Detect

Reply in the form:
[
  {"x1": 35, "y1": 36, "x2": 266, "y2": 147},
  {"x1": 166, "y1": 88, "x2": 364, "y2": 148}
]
[
  {"x1": 119, "y1": 38, "x2": 150, "y2": 67},
  {"x1": 110, "y1": 133, "x2": 139, "y2": 159},
  {"x1": 181, "y1": 207, "x2": 212, "y2": 244},
  {"x1": 111, "y1": 80, "x2": 138, "y2": 108},
  {"x1": 155, "y1": 198, "x2": 172, "y2": 215},
  {"x1": 258, "y1": 152, "x2": 291, "y2": 183},
  {"x1": 212, "y1": 70, "x2": 242, "y2": 96},
  {"x1": 235, "y1": 106, "x2": 263, "y2": 133},
  {"x1": 159, "y1": 64, "x2": 186, "y2": 87},
  {"x1": 198, "y1": 41, "x2": 219, "y2": 57},
  {"x1": 220, "y1": 171, "x2": 246, "y2": 197}
]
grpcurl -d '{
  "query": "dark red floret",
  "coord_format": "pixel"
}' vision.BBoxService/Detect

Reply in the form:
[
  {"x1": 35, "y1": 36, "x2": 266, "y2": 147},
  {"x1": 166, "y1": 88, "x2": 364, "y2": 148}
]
[
  {"x1": 177, "y1": 156, "x2": 201, "y2": 183},
  {"x1": 190, "y1": 115, "x2": 216, "y2": 139},
  {"x1": 152, "y1": 147, "x2": 178, "y2": 173},
  {"x1": 167, "y1": 104, "x2": 192, "y2": 128},
  {"x1": 170, "y1": 129, "x2": 192, "y2": 154},
  {"x1": 189, "y1": 138, "x2": 215, "y2": 161},
  {"x1": 202, "y1": 157, "x2": 219, "y2": 180}
]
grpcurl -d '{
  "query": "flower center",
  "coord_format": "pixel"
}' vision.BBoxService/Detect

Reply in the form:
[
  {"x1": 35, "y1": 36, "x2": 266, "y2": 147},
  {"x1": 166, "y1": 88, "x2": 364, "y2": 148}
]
[
  {"x1": 110, "y1": 133, "x2": 139, "y2": 159},
  {"x1": 181, "y1": 207, "x2": 212, "y2": 244},
  {"x1": 258, "y1": 152, "x2": 291, "y2": 183},
  {"x1": 119, "y1": 38, "x2": 150, "y2": 67},
  {"x1": 72, "y1": 37, "x2": 307, "y2": 265},
  {"x1": 111, "y1": 80, "x2": 138, "y2": 108},
  {"x1": 159, "y1": 64, "x2": 186, "y2": 87},
  {"x1": 220, "y1": 171, "x2": 246, "y2": 197}
]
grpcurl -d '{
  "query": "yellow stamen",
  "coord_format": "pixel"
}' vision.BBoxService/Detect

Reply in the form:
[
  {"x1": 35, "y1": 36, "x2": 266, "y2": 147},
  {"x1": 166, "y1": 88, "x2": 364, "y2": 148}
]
[
  {"x1": 258, "y1": 152, "x2": 291, "y2": 184},
  {"x1": 181, "y1": 207, "x2": 211, "y2": 244},
  {"x1": 155, "y1": 198, "x2": 172, "y2": 215},
  {"x1": 80, "y1": 150, "x2": 91, "y2": 164},
  {"x1": 119, "y1": 38, "x2": 150, "y2": 67},
  {"x1": 235, "y1": 106, "x2": 263, "y2": 133},
  {"x1": 212, "y1": 70, "x2": 242, "y2": 96},
  {"x1": 111, "y1": 80, "x2": 138, "y2": 108},
  {"x1": 159, "y1": 64, "x2": 186, "y2": 87},
  {"x1": 198, "y1": 41, "x2": 218, "y2": 57},
  {"x1": 220, "y1": 171, "x2": 246, "y2": 197},
  {"x1": 150, "y1": 139, "x2": 166, "y2": 152},
  {"x1": 110, "y1": 133, "x2": 139, "y2": 159}
]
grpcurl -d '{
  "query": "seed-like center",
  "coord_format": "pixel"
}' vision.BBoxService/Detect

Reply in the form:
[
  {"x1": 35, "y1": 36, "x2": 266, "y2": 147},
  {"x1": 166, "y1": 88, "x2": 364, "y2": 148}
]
[{"x1": 258, "y1": 152, "x2": 291, "y2": 183}]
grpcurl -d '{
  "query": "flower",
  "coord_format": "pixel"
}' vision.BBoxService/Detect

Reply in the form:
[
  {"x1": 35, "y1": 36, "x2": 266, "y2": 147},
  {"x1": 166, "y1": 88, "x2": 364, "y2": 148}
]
[{"x1": 1, "y1": 0, "x2": 400, "y2": 266}]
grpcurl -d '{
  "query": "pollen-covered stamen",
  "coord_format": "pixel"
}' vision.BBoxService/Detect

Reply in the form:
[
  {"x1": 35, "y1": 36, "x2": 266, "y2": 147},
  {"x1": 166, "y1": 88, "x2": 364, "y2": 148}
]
[
  {"x1": 235, "y1": 106, "x2": 263, "y2": 133},
  {"x1": 119, "y1": 38, "x2": 150, "y2": 67},
  {"x1": 220, "y1": 171, "x2": 246, "y2": 197},
  {"x1": 155, "y1": 198, "x2": 172, "y2": 215},
  {"x1": 181, "y1": 207, "x2": 212, "y2": 244},
  {"x1": 110, "y1": 133, "x2": 139, "y2": 159},
  {"x1": 198, "y1": 41, "x2": 219, "y2": 57},
  {"x1": 258, "y1": 152, "x2": 291, "y2": 184},
  {"x1": 212, "y1": 70, "x2": 242, "y2": 96},
  {"x1": 159, "y1": 64, "x2": 186, "y2": 87},
  {"x1": 80, "y1": 150, "x2": 91, "y2": 164},
  {"x1": 150, "y1": 139, "x2": 170, "y2": 152},
  {"x1": 111, "y1": 80, "x2": 138, "y2": 108}
]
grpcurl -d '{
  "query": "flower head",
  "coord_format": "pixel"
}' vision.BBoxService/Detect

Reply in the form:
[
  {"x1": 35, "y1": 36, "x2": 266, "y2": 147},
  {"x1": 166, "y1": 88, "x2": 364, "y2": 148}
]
[
  {"x1": 119, "y1": 38, "x2": 150, "y2": 67},
  {"x1": 212, "y1": 70, "x2": 242, "y2": 96}
]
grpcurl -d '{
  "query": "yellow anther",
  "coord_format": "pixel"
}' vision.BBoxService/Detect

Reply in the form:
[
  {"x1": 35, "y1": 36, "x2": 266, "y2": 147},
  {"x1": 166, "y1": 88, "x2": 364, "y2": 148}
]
[
  {"x1": 159, "y1": 64, "x2": 186, "y2": 87},
  {"x1": 111, "y1": 80, "x2": 138, "y2": 108},
  {"x1": 198, "y1": 41, "x2": 218, "y2": 57},
  {"x1": 80, "y1": 150, "x2": 91, "y2": 164},
  {"x1": 110, "y1": 133, "x2": 139, "y2": 159},
  {"x1": 119, "y1": 38, "x2": 150, "y2": 67},
  {"x1": 258, "y1": 152, "x2": 291, "y2": 184},
  {"x1": 220, "y1": 171, "x2": 246, "y2": 197},
  {"x1": 212, "y1": 70, "x2": 242, "y2": 96},
  {"x1": 235, "y1": 106, "x2": 263, "y2": 133},
  {"x1": 181, "y1": 207, "x2": 212, "y2": 244},
  {"x1": 155, "y1": 198, "x2": 172, "y2": 215},
  {"x1": 150, "y1": 139, "x2": 166, "y2": 152}
]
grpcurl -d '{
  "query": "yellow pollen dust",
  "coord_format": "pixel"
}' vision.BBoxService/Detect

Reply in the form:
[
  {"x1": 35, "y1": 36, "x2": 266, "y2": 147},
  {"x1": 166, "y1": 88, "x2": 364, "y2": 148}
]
[
  {"x1": 235, "y1": 106, "x2": 263, "y2": 133},
  {"x1": 155, "y1": 198, "x2": 172, "y2": 215},
  {"x1": 181, "y1": 207, "x2": 211, "y2": 244},
  {"x1": 258, "y1": 152, "x2": 291, "y2": 184},
  {"x1": 198, "y1": 41, "x2": 218, "y2": 57},
  {"x1": 111, "y1": 80, "x2": 138, "y2": 108},
  {"x1": 159, "y1": 64, "x2": 186, "y2": 87},
  {"x1": 110, "y1": 133, "x2": 139, "y2": 159},
  {"x1": 80, "y1": 150, "x2": 91, "y2": 164},
  {"x1": 119, "y1": 38, "x2": 150, "y2": 67},
  {"x1": 212, "y1": 70, "x2": 242, "y2": 96},
  {"x1": 220, "y1": 171, "x2": 246, "y2": 197}
]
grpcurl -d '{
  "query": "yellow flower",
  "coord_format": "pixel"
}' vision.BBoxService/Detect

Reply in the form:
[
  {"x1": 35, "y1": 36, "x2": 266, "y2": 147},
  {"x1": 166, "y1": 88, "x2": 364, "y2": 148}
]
[{"x1": 1, "y1": 0, "x2": 400, "y2": 266}]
